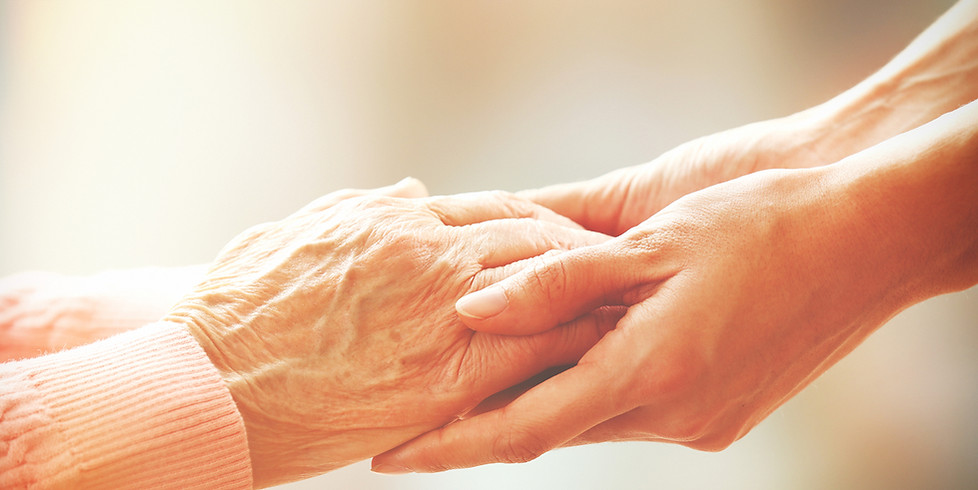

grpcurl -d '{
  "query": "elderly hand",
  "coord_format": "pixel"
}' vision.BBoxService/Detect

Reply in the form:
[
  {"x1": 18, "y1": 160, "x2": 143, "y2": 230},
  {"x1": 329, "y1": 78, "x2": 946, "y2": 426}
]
[
  {"x1": 163, "y1": 183, "x2": 615, "y2": 487},
  {"x1": 0, "y1": 178, "x2": 431, "y2": 362},
  {"x1": 372, "y1": 101, "x2": 978, "y2": 472}
]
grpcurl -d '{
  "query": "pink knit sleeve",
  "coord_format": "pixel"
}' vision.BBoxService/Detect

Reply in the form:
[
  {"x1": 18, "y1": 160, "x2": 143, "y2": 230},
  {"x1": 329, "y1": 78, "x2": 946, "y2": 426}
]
[
  {"x1": 0, "y1": 267, "x2": 207, "y2": 363},
  {"x1": 0, "y1": 322, "x2": 252, "y2": 489}
]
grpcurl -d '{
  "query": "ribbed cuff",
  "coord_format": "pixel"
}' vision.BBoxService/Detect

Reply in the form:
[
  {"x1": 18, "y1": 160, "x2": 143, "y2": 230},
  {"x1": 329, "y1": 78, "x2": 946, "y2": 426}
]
[{"x1": 1, "y1": 322, "x2": 252, "y2": 489}]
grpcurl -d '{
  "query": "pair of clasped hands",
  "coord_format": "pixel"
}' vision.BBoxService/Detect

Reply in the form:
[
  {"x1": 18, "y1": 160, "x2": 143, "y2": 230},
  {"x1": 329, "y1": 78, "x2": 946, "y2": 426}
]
[
  {"x1": 24, "y1": 3, "x2": 971, "y2": 486},
  {"x1": 185, "y1": 13, "x2": 978, "y2": 484},
  {"x1": 174, "y1": 91, "x2": 977, "y2": 488}
]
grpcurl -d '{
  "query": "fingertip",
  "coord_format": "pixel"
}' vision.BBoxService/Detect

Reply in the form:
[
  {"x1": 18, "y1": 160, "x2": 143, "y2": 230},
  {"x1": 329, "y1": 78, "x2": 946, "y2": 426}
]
[
  {"x1": 455, "y1": 286, "x2": 509, "y2": 320},
  {"x1": 370, "y1": 461, "x2": 412, "y2": 475},
  {"x1": 372, "y1": 432, "x2": 440, "y2": 474}
]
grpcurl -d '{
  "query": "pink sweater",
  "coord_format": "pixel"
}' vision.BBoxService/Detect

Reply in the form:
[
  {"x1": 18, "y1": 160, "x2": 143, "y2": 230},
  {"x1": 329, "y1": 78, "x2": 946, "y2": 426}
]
[{"x1": 0, "y1": 322, "x2": 253, "y2": 488}]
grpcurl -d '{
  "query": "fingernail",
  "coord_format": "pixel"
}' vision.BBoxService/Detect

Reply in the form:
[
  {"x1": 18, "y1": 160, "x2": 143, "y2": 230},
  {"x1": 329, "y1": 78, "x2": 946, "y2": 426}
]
[
  {"x1": 371, "y1": 463, "x2": 412, "y2": 475},
  {"x1": 456, "y1": 286, "x2": 508, "y2": 319}
]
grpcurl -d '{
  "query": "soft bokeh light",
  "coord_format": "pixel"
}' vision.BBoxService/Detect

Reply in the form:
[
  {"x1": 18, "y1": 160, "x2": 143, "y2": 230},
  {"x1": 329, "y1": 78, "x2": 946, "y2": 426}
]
[{"x1": 2, "y1": 1, "x2": 974, "y2": 488}]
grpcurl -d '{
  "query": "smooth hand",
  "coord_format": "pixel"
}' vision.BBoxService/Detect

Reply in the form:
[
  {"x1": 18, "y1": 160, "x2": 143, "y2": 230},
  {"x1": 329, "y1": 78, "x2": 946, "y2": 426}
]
[
  {"x1": 164, "y1": 183, "x2": 616, "y2": 487},
  {"x1": 518, "y1": 115, "x2": 825, "y2": 236},
  {"x1": 373, "y1": 101, "x2": 978, "y2": 472},
  {"x1": 522, "y1": 0, "x2": 978, "y2": 236}
]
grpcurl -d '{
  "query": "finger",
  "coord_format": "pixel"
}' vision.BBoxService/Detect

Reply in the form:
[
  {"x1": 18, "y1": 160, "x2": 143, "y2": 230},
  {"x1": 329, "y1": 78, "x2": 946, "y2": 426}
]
[
  {"x1": 563, "y1": 406, "x2": 659, "y2": 446},
  {"x1": 426, "y1": 190, "x2": 581, "y2": 228},
  {"x1": 461, "y1": 306, "x2": 626, "y2": 418},
  {"x1": 455, "y1": 242, "x2": 640, "y2": 335},
  {"x1": 459, "y1": 365, "x2": 570, "y2": 420},
  {"x1": 297, "y1": 177, "x2": 429, "y2": 215},
  {"x1": 472, "y1": 306, "x2": 625, "y2": 386},
  {"x1": 517, "y1": 165, "x2": 644, "y2": 235},
  {"x1": 462, "y1": 218, "x2": 610, "y2": 269},
  {"x1": 515, "y1": 182, "x2": 592, "y2": 227},
  {"x1": 372, "y1": 359, "x2": 627, "y2": 473}
]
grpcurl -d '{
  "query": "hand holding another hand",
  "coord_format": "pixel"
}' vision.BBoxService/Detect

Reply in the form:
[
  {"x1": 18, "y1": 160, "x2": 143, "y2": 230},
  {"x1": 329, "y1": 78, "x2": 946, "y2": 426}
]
[
  {"x1": 516, "y1": 115, "x2": 825, "y2": 236},
  {"x1": 374, "y1": 100, "x2": 978, "y2": 472},
  {"x1": 518, "y1": 0, "x2": 978, "y2": 238},
  {"x1": 164, "y1": 179, "x2": 616, "y2": 487}
]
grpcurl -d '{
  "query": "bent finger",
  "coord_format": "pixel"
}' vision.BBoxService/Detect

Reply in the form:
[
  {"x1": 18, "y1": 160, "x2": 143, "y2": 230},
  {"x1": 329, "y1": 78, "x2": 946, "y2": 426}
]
[
  {"x1": 463, "y1": 218, "x2": 610, "y2": 270},
  {"x1": 455, "y1": 242, "x2": 637, "y2": 335},
  {"x1": 426, "y1": 191, "x2": 581, "y2": 228},
  {"x1": 462, "y1": 306, "x2": 625, "y2": 418},
  {"x1": 515, "y1": 182, "x2": 592, "y2": 228},
  {"x1": 517, "y1": 165, "x2": 644, "y2": 235}
]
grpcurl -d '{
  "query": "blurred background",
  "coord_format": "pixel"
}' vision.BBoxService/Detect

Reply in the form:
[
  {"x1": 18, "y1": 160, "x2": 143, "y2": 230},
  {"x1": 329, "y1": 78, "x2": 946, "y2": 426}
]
[{"x1": 1, "y1": 0, "x2": 975, "y2": 488}]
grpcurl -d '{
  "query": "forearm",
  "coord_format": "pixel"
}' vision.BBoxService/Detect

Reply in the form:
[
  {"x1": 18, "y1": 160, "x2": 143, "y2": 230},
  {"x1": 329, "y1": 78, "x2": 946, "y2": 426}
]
[
  {"x1": 803, "y1": 0, "x2": 978, "y2": 167},
  {"x1": 754, "y1": 99, "x2": 978, "y2": 412},
  {"x1": 819, "y1": 98, "x2": 978, "y2": 315}
]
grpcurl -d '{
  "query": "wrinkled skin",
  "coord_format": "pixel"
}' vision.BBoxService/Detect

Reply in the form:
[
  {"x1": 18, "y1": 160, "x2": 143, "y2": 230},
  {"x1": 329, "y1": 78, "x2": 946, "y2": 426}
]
[
  {"x1": 372, "y1": 100, "x2": 978, "y2": 473},
  {"x1": 164, "y1": 188, "x2": 615, "y2": 487},
  {"x1": 0, "y1": 180, "x2": 428, "y2": 361}
]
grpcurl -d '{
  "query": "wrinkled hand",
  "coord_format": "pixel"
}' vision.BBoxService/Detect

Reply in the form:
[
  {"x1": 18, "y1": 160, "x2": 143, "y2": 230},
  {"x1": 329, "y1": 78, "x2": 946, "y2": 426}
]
[
  {"x1": 371, "y1": 4, "x2": 978, "y2": 473},
  {"x1": 0, "y1": 178, "x2": 430, "y2": 362},
  {"x1": 164, "y1": 182, "x2": 615, "y2": 487},
  {"x1": 373, "y1": 170, "x2": 851, "y2": 471},
  {"x1": 373, "y1": 101, "x2": 978, "y2": 470}
]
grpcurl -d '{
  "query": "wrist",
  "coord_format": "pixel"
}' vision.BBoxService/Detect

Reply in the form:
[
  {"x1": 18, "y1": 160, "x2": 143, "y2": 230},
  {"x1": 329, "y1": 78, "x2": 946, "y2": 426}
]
[
  {"x1": 799, "y1": 81, "x2": 922, "y2": 168},
  {"x1": 800, "y1": 1, "x2": 978, "y2": 168},
  {"x1": 166, "y1": 301, "x2": 312, "y2": 487},
  {"x1": 814, "y1": 101, "x2": 978, "y2": 309}
]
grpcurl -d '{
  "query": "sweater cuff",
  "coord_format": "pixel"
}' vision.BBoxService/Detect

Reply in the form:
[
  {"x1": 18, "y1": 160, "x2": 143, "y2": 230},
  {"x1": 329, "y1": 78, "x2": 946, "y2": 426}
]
[{"x1": 1, "y1": 322, "x2": 252, "y2": 489}]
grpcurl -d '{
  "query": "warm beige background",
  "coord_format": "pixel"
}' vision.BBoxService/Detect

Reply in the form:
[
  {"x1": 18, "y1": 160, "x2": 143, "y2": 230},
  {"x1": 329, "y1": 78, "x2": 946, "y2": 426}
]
[{"x1": 2, "y1": 1, "x2": 975, "y2": 488}]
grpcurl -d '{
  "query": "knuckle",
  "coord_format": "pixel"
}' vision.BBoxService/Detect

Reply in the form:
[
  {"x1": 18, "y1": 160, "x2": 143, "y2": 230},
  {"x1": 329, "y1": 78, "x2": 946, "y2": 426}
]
[
  {"x1": 491, "y1": 430, "x2": 549, "y2": 464},
  {"x1": 524, "y1": 259, "x2": 569, "y2": 305},
  {"x1": 486, "y1": 190, "x2": 533, "y2": 217},
  {"x1": 485, "y1": 189, "x2": 517, "y2": 202},
  {"x1": 347, "y1": 193, "x2": 390, "y2": 210},
  {"x1": 486, "y1": 189, "x2": 511, "y2": 200}
]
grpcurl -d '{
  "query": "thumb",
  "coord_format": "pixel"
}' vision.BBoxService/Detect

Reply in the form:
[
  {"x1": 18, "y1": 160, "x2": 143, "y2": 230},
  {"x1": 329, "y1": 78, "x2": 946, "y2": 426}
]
[
  {"x1": 517, "y1": 165, "x2": 643, "y2": 236},
  {"x1": 516, "y1": 181, "x2": 592, "y2": 229},
  {"x1": 456, "y1": 242, "x2": 633, "y2": 335}
]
